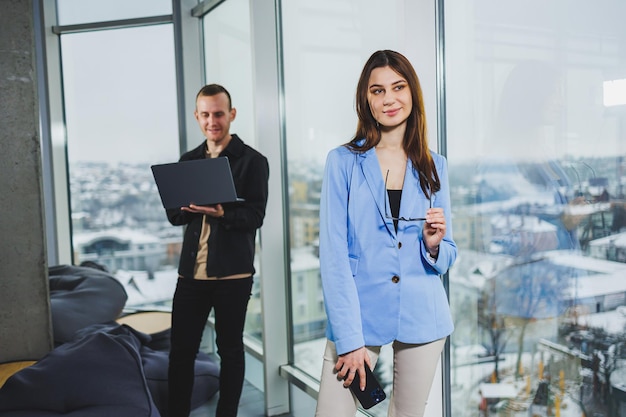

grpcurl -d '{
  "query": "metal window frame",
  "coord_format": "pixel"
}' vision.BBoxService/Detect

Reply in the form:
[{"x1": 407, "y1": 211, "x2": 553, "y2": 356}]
[
  {"x1": 191, "y1": 0, "x2": 226, "y2": 17},
  {"x1": 51, "y1": 15, "x2": 173, "y2": 35},
  {"x1": 435, "y1": 0, "x2": 452, "y2": 415}
]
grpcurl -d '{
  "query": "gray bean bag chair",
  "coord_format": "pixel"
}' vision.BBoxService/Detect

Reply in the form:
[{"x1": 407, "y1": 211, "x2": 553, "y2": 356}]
[
  {"x1": 140, "y1": 345, "x2": 220, "y2": 416},
  {"x1": 49, "y1": 264, "x2": 127, "y2": 345},
  {"x1": 72, "y1": 323, "x2": 221, "y2": 417},
  {"x1": 0, "y1": 324, "x2": 220, "y2": 417},
  {"x1": 0, "y1": 324, "x2": 160, "y2": 416},
  {"x1": 0, "y1": 320, "x2": 220, "y2": 417}
]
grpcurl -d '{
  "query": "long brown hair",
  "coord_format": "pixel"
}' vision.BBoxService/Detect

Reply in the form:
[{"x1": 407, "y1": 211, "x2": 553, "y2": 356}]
[{"x1": 346, "y1": 50, "x2": 440, "y2": 196}]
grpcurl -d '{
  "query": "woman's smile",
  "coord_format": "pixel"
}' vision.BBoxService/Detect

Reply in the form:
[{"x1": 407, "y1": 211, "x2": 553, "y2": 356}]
[{"x1": 384, "y1": 108, "x2": 401, "y2": 117}]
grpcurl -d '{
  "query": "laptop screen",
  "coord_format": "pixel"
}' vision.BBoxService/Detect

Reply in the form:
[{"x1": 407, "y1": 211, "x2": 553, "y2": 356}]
[{"x1": 151, "y1": 157, "x2": 243, "y2": 209}]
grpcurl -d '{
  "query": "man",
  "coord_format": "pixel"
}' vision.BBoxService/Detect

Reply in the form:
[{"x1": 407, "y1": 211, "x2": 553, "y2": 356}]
[{"x1": 166, "y1": 84, "x2": 269, "y2": 417}]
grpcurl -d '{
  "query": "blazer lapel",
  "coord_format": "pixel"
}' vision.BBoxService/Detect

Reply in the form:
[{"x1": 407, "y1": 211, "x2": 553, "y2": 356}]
[
  {"x1": 400, "y1": 161, "x2": 420, "y2": 220},
  {"x1": 400, "y1": 161, "x2": 433, "y2": 225},
  {"x1": 359, "y1": 149, "x2": 395, "y2": 231}
]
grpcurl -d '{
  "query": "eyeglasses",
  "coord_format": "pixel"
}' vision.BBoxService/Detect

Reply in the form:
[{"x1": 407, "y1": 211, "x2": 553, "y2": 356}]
[{"x1": 384, "y1": 170, "x2": 431, "y2": 222}]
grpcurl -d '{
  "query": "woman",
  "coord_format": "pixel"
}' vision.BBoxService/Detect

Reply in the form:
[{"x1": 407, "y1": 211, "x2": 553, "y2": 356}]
[{"x1": 315, "y1": 50, "x2": 456, "y2": 417}]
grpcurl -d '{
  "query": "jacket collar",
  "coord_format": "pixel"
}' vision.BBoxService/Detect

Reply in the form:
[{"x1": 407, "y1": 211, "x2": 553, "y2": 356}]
[
  {"x1": 357, "y1": 146, "x2": 422, "y2": 233},
  {"x1": 358, "y1": 147, "x2": 396, "y2": 231},
  {"x1": 192, "y1": 134, "x2": 245, "y2": 159},
  {"x1": 220, "y1": 134, "x2": 245, "y2": 159}
]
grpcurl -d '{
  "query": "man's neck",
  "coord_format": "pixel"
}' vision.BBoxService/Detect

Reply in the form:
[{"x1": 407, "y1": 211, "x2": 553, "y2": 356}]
[{"x1": 205, "y1": 134, "x2": 232, "y2": 157}]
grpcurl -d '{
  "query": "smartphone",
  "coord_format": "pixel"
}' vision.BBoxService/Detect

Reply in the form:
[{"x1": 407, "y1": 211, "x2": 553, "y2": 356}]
[{"x1": 348, "y1": 364, "x2": 387, "y2": 409}]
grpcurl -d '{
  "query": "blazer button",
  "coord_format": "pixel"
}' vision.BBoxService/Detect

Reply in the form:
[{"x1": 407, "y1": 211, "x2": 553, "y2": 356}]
[
  {"x1": 398, "y1": 242, "x2": 402, "y2": 249},
  {"x1": 391, "y1": 275, "x2": 400, "y2": 283}
]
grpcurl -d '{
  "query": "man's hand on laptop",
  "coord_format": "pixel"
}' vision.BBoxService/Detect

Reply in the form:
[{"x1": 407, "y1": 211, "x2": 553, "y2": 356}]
[{"x1": 181, "y1": 203, "x2": 224, "y2": 218}]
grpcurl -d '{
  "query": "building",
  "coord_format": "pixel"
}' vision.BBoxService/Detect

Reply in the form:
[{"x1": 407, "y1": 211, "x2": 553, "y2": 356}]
[{"x1": 73, "y1": 229, "x2": 166, "y2": 274}]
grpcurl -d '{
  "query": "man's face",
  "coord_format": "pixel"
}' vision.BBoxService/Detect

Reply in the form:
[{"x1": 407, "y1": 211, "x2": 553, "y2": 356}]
[{"x1": 194, "y1": 92, "x2": 237, "y2": 146}]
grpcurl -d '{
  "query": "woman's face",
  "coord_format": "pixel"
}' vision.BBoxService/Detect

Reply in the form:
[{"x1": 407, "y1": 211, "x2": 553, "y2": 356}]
[{"x1": 367, "y1": 66, "x2": 413, "y2": 129}]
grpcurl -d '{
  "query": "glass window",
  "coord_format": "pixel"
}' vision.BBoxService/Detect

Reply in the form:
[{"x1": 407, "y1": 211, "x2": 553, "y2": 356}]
[
  {"x1": 445, "y1": 1, "x2": 626, "y2": 416},
  {"x1": 61, "y1": 24, "x2": 180, "y2": 309},
  {"x1": 201, "y1": 0, "x2": 261, "y2": 338},
  {"x1": 282, "y1": 1, "x2": 430, "y2": 414},
  {"x1": 56, "y1": 0, "x2": 172, "y2": 25},
  {"x1": 202, "y1": 0, "x2": 256, "y2": 148}
]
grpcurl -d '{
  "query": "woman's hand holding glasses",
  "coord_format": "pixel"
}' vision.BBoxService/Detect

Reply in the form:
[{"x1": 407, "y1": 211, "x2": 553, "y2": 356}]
[{"x1": 423, "y1": 207, "x2": 446, "y2": 258}]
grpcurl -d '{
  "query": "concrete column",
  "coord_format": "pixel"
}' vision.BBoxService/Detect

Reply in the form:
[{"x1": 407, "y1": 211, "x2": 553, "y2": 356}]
[{"x1": 0, "y1": 0, "x2": 53, "y2": 361}]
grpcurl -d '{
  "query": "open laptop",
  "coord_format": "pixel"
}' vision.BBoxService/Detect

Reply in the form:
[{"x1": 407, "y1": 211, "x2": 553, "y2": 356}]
[{"x1": 151, "y1": 157, "x2": 244, "y2": 209}]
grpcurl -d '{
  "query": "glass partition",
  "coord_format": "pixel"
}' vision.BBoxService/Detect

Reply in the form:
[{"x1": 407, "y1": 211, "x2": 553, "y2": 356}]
[
  {"x1": 281, "y1": 1, "x2": 433, "y2": 415},
  {"x1": 200, "y1": 0, "x2": 262, "y2": 339},
  {"x1": 445, "y1": 1, "x2": 626, "y2": 416},
  {"x1": 202, "y1": 0, "x2": 256, "y2": 148}
]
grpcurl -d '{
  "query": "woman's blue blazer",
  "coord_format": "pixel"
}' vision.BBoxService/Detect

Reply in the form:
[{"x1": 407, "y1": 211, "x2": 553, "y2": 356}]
[{"x1": 319, "y1": 143, "x2": 456, "y2": 356}]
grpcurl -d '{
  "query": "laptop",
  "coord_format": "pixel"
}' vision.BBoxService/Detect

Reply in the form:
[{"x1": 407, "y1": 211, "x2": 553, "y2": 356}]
[{"x1": 151, "y1": 157, "x2": 244, "y2": 209}]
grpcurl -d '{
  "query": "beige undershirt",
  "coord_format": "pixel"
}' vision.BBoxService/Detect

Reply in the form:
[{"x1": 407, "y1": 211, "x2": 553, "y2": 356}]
[
  {"x1": 191, "y1": 215, "x2": 251, "y2": 281},
  {"x1": 190, "y1": 145, "x2": 252, "y2": 281}
]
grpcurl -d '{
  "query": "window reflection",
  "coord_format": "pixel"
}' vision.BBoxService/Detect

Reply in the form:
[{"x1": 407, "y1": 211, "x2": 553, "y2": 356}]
[{"x1": 446, "y1": 1, "x2": 626, "y2": 416}]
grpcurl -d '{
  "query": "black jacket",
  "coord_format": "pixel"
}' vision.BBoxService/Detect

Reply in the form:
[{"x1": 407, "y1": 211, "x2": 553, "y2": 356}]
[{"x1": 166, "y1": 135, "x2": 269, "y2": 278}]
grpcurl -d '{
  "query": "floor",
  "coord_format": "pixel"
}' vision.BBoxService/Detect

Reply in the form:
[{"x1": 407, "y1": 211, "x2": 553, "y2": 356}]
[
  {"x1": 188, "y1": 379, "x2": 371, "y2": 417},
  {"x1": 189, "y1": 380, "x2": 295, "y2": 417}
]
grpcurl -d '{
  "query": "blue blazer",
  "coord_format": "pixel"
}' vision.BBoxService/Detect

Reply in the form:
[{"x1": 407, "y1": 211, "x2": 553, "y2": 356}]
[{"x1": 319, "y1": 143, "x2": 456, "y2": 355}]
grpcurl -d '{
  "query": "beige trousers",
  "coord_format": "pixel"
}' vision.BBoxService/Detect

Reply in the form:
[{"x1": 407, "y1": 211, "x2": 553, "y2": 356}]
[{"x1": 314, "y1": 338, "x2": 446, "y2": 417}]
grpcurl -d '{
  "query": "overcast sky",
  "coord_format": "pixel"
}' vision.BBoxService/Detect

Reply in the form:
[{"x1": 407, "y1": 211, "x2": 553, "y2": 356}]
[{"x1": 58, "y1": 0, "x2": 626, "y2": 166}]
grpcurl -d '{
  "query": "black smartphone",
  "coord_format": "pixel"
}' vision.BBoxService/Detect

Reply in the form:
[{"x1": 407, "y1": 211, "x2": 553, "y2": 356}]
[{"x1": 348, "y1": 364, "x2": 387, "y2": 409}]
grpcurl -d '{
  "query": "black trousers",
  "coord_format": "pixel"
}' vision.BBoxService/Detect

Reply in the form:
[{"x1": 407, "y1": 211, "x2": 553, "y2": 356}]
[{"x1": 168, "y1": 276, "x2": 253, "y2": 417}]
